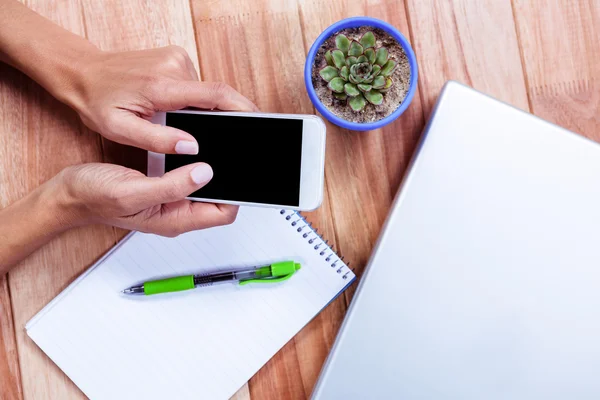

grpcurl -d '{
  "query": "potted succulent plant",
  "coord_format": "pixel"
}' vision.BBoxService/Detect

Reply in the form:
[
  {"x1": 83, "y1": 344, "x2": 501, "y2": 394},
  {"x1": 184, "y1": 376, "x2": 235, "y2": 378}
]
[{"x1": 305, "y1": 17, "x2": 418, "y2": 131}]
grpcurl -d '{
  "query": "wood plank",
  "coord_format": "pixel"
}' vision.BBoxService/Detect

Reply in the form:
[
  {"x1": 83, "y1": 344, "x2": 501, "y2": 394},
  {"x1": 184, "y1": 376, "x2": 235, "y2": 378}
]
[
  {"x1": 230, "y1": 384, "x2": 251, "y2": 400},
  {"x1": 296, "y1": 0, "x2": 426, "y2": 396},
  {"x1": 0, "y1": 43, "x2": 26, "y2": 400},
  {"x1": 4, "y1": 2, "x2": 590, "y2": 400},
  {"x1": 1, "y1": 59, "x2": 116, "y2": 400},
  {"x1": 189, "y1": 1, "x2": 346, "y2": 398},
  {"x1": 512, "y1": 0, "x2": 600, "y2": 140},
  {"x1": 0, "y1": 277, "x2": 22, "y2": 400},
  {"x1": 79, "y1": 0, "x2": 201, "y2": 177},
  {"x1": 2, "y1": 2, "x2": 117, "y2": 399},
  {"x1": 78, "y1": 0, "x2": 200, "y2": 241},
  {"x1": 6, "y1": 0, "x2": 203, "y2": 397},
  {"x1": 6, "y1": 1, "x2": 203, "y2": 399},
  {"x1": 82, "y1": 1, "x2": 251, "y2": 397},
  {"x1": 191, "y1": 0, "x2": 311, "y2": 114},
  {"x1": 406, "y1": 0, "x2": 530, "y2": 114},
  {"x1": 297, "y1": 0, "x2": 425, "y2": 297},
  {"x1": 81, "y1": 0, "x2": 200, "y2": 69}
]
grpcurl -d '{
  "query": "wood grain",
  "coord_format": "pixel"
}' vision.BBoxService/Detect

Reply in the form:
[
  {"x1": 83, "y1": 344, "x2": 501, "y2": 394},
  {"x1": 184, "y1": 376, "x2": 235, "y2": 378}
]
[
  {"x1": 2, "y1": 0, "x2": 598, "y2": 399},
  {"x1": 298, "y1": 0, "x2": 425, "y2": 300},
  {"x1": 229, "y1": 384, "x2": 251, "y2": 400},
  {"x1": 512, "y1": 0, "x2": 600, "y2": 140},
  {"x1": 79, "y1": 0, "x2": 201, "y2": 245},
  {"x1": 295, "y1": 0, "x2": 426, "y2": 396},
  {"x1": 406, "y1": 0, "x2": 529, "y2": 115},
  {"x1": 81, "y1": 2, "x2": 249, "y2": 398},
  {"x1": 0, "y1": 277, "x2": 22, "y2": 400},
  {"x1": 1, "y1": 69, "x2": 116, "y2": 400},
  {"x1": 189, "y1": 1, "x2": 347, "y2": 398},
  {"x1": 79, "y1": 0, "x2": 201, "y2": 176},
  {"x1": 1, "y1": 2, "x2": 117, "y2": 399},
  {"x1": 3, "y1": 1, "x2": 202, "y2": 399},
  {"x1": 0, "y1": 56, "x2": 25, "y2": 400}
]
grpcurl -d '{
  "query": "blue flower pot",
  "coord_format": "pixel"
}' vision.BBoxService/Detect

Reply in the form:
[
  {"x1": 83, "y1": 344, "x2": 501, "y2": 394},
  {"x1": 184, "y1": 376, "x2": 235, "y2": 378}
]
[{"x1": 304, "y1": 17, "x2": 418, "y2": 132}]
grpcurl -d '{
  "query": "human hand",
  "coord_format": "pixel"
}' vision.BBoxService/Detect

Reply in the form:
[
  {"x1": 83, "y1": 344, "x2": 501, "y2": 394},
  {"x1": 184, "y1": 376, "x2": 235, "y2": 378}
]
[
  {"x1": 66, "y1": 45, "x2": 258, "y2": 154},
  {"x1": 56, "y1": 162, "x2": 238, "y2": 236}
]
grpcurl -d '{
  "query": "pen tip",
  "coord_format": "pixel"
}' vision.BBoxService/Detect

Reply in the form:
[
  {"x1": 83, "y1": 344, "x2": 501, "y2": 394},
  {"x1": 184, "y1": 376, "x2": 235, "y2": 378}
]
[{"x1": 121, "y1": 285, "x2": 144, "y2": 295}]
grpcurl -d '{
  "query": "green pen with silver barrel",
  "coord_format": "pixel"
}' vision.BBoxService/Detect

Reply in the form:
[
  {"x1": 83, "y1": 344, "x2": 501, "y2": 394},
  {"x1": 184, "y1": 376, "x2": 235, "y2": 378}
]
[{"x1": 122, "y1": 261, "x2": 301, "y2": 296}]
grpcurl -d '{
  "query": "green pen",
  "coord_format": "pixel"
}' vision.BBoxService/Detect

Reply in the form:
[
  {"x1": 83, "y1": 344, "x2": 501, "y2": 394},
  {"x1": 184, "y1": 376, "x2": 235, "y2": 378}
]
[{"x1": 122, "y1": 261, "x2": 301, "y2": 295}]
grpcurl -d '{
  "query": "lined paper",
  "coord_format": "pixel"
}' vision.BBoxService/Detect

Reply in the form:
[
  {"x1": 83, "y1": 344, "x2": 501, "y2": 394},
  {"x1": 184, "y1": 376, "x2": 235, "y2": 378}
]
[{"x1": 27, "y1": 207, "x2": 354, "y2": 400}]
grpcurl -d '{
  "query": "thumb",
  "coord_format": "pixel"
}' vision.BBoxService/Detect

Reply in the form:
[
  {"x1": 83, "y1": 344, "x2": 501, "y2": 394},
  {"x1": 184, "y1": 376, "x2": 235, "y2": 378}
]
[{"x1": 131, "y1": 163, "x2": 214, "y2": 208}]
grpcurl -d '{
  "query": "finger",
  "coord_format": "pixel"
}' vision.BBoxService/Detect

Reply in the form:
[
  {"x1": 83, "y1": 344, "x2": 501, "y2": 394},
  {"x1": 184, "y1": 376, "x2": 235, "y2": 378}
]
[
  {"x1": 162, "y1": 45, "x2": 199, "y2": 80},
  {"x1": 140, "y1": 201, "x2": 239, "y2": 236},
  {"x1": 110, "y1": 111, "x2": 199, "y2": 154},
  {"x1": 184, "y1": 57, "x2": 200, "y2": 81},
  {"x1": 127, "y1": 162, "x2": 214, "y2": 209},
  {"x1": 159, "y1": 81, "x2": 259, "y2": 112},
  {"x1": 180, "y1": 202, "x2": 239, "y2": 231}
]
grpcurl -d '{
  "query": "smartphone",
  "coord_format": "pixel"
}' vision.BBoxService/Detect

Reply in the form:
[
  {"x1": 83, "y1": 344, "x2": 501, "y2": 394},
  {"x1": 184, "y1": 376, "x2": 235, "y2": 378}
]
[{"x1": 147, "y1": 110, "x2": 326, "y2": 211}]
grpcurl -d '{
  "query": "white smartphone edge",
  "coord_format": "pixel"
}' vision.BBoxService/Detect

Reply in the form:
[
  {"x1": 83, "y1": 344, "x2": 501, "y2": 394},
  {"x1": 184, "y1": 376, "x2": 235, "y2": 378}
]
[{"x1": 147, "y1": 110, "x2": 326, "y2": 211}]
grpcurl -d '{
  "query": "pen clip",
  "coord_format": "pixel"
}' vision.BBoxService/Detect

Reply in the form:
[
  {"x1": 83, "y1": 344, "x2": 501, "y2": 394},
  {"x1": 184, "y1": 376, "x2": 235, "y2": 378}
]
[{"x1": 239, "y1": 272, "x2": 295, "y2": 286}]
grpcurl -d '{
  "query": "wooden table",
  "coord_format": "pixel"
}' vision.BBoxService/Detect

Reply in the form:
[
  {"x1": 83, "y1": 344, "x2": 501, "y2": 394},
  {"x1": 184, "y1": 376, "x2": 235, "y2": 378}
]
[{"x1": 1, "y1": 0, "x2": 598, "y2": 398}]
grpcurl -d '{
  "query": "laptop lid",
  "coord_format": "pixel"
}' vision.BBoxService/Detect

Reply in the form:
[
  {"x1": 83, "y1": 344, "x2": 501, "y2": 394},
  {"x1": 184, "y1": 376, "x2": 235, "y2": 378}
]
[{"x1": 312, "y1": 81, "x2": 600, "y2": 400}]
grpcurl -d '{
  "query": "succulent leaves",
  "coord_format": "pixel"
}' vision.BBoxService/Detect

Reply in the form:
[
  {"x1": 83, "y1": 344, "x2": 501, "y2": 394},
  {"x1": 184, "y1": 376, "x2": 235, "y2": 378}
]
[
  {"x1": 344, "y1": 83, "x2": 360, "y2": 97},
  {"x1": 380, "y1": 78, "x2": 393, "y2": 92},
  {"x1": 359, "y1": 31, "x2": 376, "y2": 48},
  {"x1": 364, "y1": 48, "x2": 376, "y2": 64},
  {"x1": 335, "y1": 34, "x2": 350, "y2": 55},
  {"x1": 364, "y1": 90, "x2": 383, "y2": 105},
  {"x1": 328, "y1": 77, "x2": 345, "y2": 93},
  {"x1": 325, "y1": 50, "x2": 333, "y2": 66},
  {"x1": 331, "y1": 50, "x2": 346, "y2": 69},
  {"x1": 320, "y1": 30, "x2": 395, "y2": 112},
  {"x1": 319, "y1": 66, "x2": 338, "y2": 82},
  {"x1": 346, "y1": 56, "x2": 358, "y2": 67},
  {"x1": 380, "y1": 60, "x2": 397, "y2": 76},
  {"x1": 372, "y1": 75, "x2": 386, "y2": 89},
  {"x1": 348, "y1": 41, "x2": 364, "y2": 57},
  {"x1": 375, "y1": 47, "x2": 388, "y2": 66},
  {"x1": 339, "y1": 66, "x2": 349, "y2": 80},
  {"x1": 349, "y1": 94, "x2": 367, "y2": 111}
]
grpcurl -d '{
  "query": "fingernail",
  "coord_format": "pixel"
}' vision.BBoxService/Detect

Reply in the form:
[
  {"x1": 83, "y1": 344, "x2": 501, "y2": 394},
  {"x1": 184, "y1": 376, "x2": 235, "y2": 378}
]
[
  {"x1": 190, "y1": 164, "x2": 213, "y2": 185},
  {"x1": 175, "y1": 140, "x2": 199, "y2": 155}
]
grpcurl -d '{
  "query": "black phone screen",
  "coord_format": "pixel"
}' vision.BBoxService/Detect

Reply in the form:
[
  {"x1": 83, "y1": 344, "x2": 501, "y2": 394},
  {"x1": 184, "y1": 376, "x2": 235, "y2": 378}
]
[{"x1": 164, "y1": 112, "x2": 303, "y2": 207}]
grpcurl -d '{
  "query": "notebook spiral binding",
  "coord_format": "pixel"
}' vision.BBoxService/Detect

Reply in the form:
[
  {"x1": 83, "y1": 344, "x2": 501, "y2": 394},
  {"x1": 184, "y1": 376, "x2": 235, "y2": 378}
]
[{"x1": 280, "y1": 210, "x2": 352, "y2": 280}]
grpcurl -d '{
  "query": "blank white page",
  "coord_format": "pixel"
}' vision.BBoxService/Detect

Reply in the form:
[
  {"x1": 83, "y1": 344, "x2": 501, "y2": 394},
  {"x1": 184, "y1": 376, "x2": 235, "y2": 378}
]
[{"x1": 27, "y1": 207, "x2": 354, "y2": 400}]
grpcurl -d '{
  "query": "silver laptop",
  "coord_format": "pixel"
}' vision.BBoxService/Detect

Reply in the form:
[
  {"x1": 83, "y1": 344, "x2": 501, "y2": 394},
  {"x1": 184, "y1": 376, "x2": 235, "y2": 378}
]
[{"x1": 312, "y1": 81, "x2": 600, "y2": 399}]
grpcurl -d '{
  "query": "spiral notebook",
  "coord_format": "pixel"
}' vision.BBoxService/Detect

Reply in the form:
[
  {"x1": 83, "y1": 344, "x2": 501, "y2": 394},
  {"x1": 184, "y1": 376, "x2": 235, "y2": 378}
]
[{"x1": 26, "y1": 207, "x2": 355, "y2": 400}]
